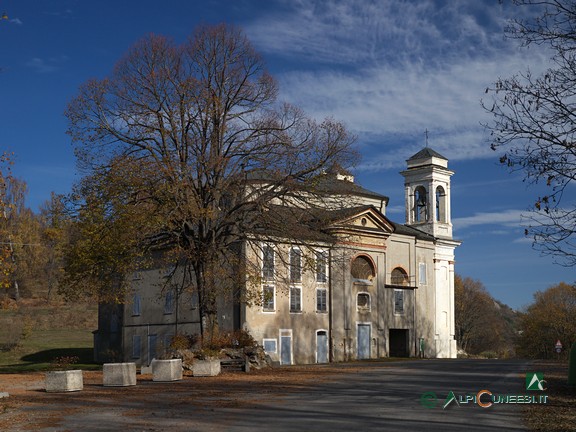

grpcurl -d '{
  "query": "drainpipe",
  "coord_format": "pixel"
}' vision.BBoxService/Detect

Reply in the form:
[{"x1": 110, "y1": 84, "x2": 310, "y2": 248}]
[
  {"x1": 413, "y1": 240, "x2": 418, "y2": 357},
  {"x1": 328, "y1": 248, "x2": 333, "y2": 362}
]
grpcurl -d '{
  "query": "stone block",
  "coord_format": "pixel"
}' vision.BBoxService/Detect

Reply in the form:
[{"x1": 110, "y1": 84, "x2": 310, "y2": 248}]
[
  {"x1": 45, "y1": 370, "x2": 83, "y2": 392},
  {"x1": 103, "y1": 362, "x2": 137, "y2": 387},
  {"x1": 151, "y1": 359, "x2": 183, "y2": 382},
  {"x1": 193, "y1": 359, "x2": 221, "y2": 377}
]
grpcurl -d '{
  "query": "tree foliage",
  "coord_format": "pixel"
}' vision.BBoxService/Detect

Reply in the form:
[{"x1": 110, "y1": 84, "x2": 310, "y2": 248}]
[
  {"x1": 516, "y1": 281, "x2": 576, "y2": 358},
  {"x1": 64, "y1": 24, "x2": 357, "y2": 337},
  {"x1": 0, "y1": 152, "x2": 16, "y2": 291},
  {"x1": 454, "y1": 275, "x2": 517, "y2": 356},
  {"x1": 483, "y1": 0, "x2": 576, "y2": 266}
]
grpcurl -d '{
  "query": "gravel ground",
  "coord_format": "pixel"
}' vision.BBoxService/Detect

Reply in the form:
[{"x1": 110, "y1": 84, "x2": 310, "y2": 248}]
[{"x1": 0, "y1": 365, "x2": 360, "y2": 431}]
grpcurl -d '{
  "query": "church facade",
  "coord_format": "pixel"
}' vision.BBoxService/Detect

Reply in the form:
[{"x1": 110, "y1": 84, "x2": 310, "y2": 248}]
[{"x1": 93, "y1": 148, "x2": 460, "y2": 365}]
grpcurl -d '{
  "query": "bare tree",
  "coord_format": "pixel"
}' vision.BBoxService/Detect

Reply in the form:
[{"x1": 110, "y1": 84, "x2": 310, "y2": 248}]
[
  {"x1": 483, "y1": 0, "x2": 576, "y2": 266},
  {"x1": 64, "y1": 24, "x2": 357, "y2": 338},
  {"x1": 454, "y1": 275, "x2": 514, "y2": 356}
]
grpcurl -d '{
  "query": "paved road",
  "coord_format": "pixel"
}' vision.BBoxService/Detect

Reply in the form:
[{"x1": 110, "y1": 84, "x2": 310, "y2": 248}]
[{"x1": 34, "y1": 359, "x2": 536, "y2": 431}]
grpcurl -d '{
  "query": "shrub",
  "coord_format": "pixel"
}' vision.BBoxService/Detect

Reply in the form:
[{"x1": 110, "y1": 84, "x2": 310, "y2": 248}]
[{"x1": 51, "y1": 355, "x2": 79, "y2": 370}]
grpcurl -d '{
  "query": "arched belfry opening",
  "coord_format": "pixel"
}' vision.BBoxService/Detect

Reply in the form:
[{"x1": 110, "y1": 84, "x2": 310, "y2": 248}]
[
  {"x1": 435, "y1": 186, "x2": 446, "y2": 222},
  {"x1": 414, "y1": 186, "x2": 428, "y2": 222}
]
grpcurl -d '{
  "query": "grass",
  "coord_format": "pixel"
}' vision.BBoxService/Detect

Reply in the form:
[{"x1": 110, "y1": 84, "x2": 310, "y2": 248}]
[
  {"x1": 525, "y1": 361, "x2": 576, "y2": 432},
  {"x1": 0, "y1": 298, "x2": 100, "y2": 373}
]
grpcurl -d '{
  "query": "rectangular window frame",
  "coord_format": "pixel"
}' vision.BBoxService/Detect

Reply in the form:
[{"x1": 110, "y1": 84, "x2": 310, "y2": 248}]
[
  {"x1": 289, "y1": 247, "x2": 302, "y2": 284},
  {"x1": 164, "y1": 290, "x2": 174, "y2": 315},
  {"x1": 419, "y1": 262, "x2": 427, "y2": 285},
  {"x1": 394, "y1": 289, "x2": 404, "y2": 315},
  {"x1": 262, "y1": 244, "x2": 275, "y2": 282},
  {"x1": 263, "y1": 338, "x2": 277, "y2": 354},
  {"x1": 357, "y1": 292, "x2": 371, "y2": 311},
  {"x1": 316, "y1": 250, "x2": 328, "y2": 283},
  {"x1": 290, "y1": 286, "x2": 302, "y2": 313},
  {"x1": 316, "y1": 287, "x2": 327, "y2": 313},
  {"x1": 190, "y1": 291, "x2": 199, "y2": 310},
  {"x1": 132, "y1": 335, "x2": 141, "y2": 359},
  {"x1": 132, "y1": 293, "x2": 141, "y2": 316},
  {"x1": 262, "y1": 285, "x2": 275, "y2": 312}
]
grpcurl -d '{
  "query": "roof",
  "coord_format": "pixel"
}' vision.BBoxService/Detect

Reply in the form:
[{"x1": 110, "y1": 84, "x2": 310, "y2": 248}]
[
  {"x1": 391, "y1": 222, "x2": 436, "y2": 241},
  {"x1": 407, "y1": 147, "x2": 447, "y2": 161},
  {"x1": 312, "y1": 173, "x2": 389, "y2": 202},
  {"x1": 255, "y1": 204, "x2": 434, "y2": 243}
]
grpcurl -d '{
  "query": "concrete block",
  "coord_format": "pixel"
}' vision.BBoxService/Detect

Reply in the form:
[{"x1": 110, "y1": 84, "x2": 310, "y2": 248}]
[
  {"x1": 103, "y1": 362, "x2": 137, "y2": 387},
  {"x1": 193, "y1": 359, "x2": 221, "y2": 377},
  {"x1": 45, "y1": 370, "x2": 83, "y2": 392},
  {"x1": 152, "y1": 359, "x2": 183, "y2": 382}
]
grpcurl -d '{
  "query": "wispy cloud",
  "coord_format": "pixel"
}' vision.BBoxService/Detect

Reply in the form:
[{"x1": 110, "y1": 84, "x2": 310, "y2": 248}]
[
  {"x1": 26, "y1": 56, "x2": 68, "y2": 74},
  {"x1": 26, "y1": 58, "x2": 58, "y2": 73},
  {"x1": 245, "y1": 0, "x2": 554, "y2": 170},
  {"x1": 9, "y1": 18, "x2": 23, "y2": 25},
  {"x1": 453, "y1": 209, "x2": 525, "y2": 230}
]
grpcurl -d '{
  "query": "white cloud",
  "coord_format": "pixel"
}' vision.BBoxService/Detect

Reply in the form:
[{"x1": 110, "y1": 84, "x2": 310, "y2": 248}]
[
  {"x1": 26, "y1": 56, "x2": 68, "y2": 74},
  {"x1": 513, "y1": 237, "x2": 533, "y2": 244},
  {"x1": 452, "y1": 209, "x2": 525, "y2": 230},
  {"x1": 26, "y1": 58, "x2": 58, "y2": 73},
  {"x1": 245, "y1": 0, "x2": 554, "y2": 171},
  {"x1": 9, "y1": 18, "x2": 23, "y2": 25}
]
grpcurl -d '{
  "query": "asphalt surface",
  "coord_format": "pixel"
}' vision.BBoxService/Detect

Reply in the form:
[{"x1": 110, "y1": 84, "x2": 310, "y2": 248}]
[{"x1": 16, "y1": 359, "x2": 536, "y2": 431}]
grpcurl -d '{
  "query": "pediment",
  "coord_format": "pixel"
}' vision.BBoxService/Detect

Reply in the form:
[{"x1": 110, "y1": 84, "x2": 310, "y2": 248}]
[{"x1": 325, "y1": 206, "x2": 394, "y2": 237}]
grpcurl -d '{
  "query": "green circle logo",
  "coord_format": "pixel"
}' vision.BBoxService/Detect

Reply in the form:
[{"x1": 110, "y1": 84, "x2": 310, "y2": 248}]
[{"x1": 420, "y1": 391, "x2": 438, "y2": 409}]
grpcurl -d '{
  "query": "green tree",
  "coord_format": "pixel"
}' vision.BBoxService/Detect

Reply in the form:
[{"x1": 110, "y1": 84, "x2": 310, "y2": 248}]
[
  {"x1": 483, "y1": 0, "x2": 576, "y2": 266},
  {"x1": 64, "y1": 24, "x2": 357, "y2": 338},
  {"x1": 517, "y1": 282, "x2": 576, "y2": 358}
]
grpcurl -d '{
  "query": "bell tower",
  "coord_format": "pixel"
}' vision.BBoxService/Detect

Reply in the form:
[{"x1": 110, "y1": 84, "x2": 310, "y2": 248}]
[{"x1": 400, "y1": 147, "x2": 453, "y2": 239}]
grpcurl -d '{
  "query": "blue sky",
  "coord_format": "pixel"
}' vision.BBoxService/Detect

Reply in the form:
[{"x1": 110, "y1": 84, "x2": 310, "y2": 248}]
[{"x1": 1, "y1": 0, "x2": 573, "y2": 309}]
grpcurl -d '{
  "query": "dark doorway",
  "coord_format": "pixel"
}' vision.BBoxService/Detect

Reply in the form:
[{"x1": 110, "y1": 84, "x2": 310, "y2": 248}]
[{"x1": 389, "y1": 329, "x2": 409, "y2": 357}]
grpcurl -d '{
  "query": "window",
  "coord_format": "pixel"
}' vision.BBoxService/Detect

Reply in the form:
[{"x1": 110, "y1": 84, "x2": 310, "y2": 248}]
[
  {"x1": 391, "y1": 267, "x2": 409, "y2": 286},
  {"x1": 419, "y1": 263, "x2": 427, "y2": 285},
  {"x1": 263, "y1": 285, "x2": 275, "y2": 312},
  {"x1": 164, "y1": 291, "x2": 174, "y2": 314},
  {"x1": 132, "y1": 294, "x2": 141, "y2": 316},
  {"x1": 357, "y1": 293, "x2": 370, "y2": 311},
  {"x1": 351, "y1": 255, "x2": 375, "y2": 281},
  {"x1": 316, "y1": 288, "x2": 327, "y2": 312},
  {"x1": 290, "y1": 286, "x2": 302, "y2": 312},
  {"x1": 190, "y1": 292, "x2": 199, "y2": 310},
  {"x1": 316, "y1": 250, "x2": 328, "y2": 283},
  {"x1": 290, "y1": 248, "x2": 302, "y2": 283},
  {"x1": 132, "y1": 335, "x2": 141, "y2": 359},
  {"x1": 394, "y1": 289, "x2": 404, "y2": 314},
  {"x1": 263, "y1": 339, "x2": 277, "y2": 354},
  {"x1": 262, "y1": 245, "x2": 274, "y2": 281}
]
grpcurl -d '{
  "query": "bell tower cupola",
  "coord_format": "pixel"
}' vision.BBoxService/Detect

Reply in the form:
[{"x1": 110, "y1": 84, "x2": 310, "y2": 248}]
[{"x1": 400, "y1": 147, "x2": 454, "y2": 239}]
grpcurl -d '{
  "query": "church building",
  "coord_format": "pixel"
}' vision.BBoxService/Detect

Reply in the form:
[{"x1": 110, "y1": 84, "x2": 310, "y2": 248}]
[{"x1": 93, "y1": 147, "x2": 460, "y2": 365}]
